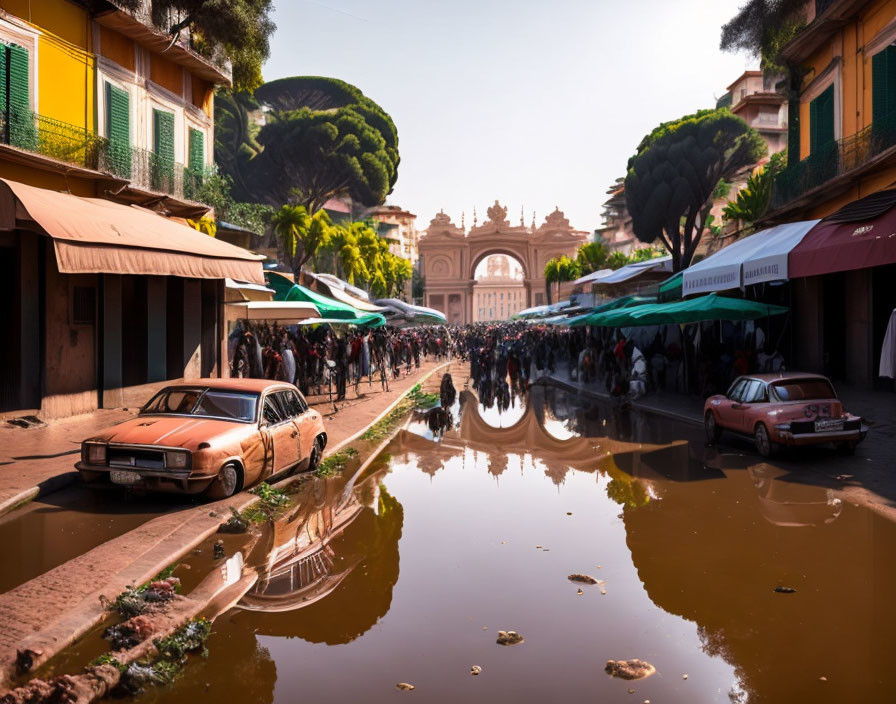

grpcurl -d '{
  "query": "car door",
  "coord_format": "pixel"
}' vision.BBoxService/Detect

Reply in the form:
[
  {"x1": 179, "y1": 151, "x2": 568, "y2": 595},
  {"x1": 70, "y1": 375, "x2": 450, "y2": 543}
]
[
  {"x1": 261, "y1": 392, "x2": 301, "y2": 475},
  {"x1": 286, "y1": 390, "x2": 315, "y2": 463},
  {"x1": 734, "y1": 379, "x2": 763, "y2": 432},
  {"x1": 717, "y1": 378, "x2": 747, "y2": 430}
]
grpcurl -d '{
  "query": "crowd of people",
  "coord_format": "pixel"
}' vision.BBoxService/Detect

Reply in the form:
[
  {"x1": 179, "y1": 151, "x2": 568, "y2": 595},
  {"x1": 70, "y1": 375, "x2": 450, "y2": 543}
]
[
  {"x1": 228, "y1": 316, "x2": 782, "y2": 405},
  {"x1": 228, "y1": 323, "x2": 453, "y2": 401}
]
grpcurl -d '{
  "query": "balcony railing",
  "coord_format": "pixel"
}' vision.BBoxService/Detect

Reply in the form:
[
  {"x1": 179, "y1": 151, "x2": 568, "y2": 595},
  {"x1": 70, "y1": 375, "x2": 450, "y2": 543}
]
[
  {"x1": 0, "y1": 108, "x2": 207, "y2": 203},
  {"x1": 770, "y1": 114, "x2": 896, "y2": 210}
]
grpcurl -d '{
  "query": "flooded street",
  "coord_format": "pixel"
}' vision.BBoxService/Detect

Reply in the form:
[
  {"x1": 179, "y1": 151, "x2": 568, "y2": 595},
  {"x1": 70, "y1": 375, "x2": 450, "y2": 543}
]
[{"x1": 130, "y1": 372, "x2": 896, "y2": 704}]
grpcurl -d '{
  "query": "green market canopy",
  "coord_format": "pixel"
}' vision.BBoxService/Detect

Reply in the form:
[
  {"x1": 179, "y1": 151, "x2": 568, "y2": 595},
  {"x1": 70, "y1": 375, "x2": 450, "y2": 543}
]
[
  {"x1": 656, "y1": 272, "x2": 683, "y2": 303},
  {"x1": 567, "y1": 295, "x2": 656, "y2": 327},
  {"x1": 266, "y1": 272, "x2": 386, "y2": 326},
  {"x1": 584, "y1": 293, "x2": 788, "y2": 328}
]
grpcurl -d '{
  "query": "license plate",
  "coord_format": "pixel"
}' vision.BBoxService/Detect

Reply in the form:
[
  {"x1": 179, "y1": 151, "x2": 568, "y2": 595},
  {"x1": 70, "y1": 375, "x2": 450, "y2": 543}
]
[
  {"x1": 814, "y1": 418, "x2": 844, "y2": 432},
  {"x1": 110, "y1": 470, "x2": 141, "y2": 485}
]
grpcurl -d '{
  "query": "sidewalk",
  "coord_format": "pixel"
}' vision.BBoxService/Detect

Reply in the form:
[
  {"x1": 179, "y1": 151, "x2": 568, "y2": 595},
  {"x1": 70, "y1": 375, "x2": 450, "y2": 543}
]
[{"x1": 0, "y1": 359, "x2": 449, "y2": 690}]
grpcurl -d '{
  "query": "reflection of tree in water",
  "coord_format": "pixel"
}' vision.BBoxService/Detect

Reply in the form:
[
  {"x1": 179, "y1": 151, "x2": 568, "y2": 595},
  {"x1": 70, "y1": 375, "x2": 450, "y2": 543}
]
[
  {"x1": 243, "y1": 485, "x2": 404, "y2": 645},
  {"x1": 605, "y1": 474, "x2": 650, "y2": 508}
]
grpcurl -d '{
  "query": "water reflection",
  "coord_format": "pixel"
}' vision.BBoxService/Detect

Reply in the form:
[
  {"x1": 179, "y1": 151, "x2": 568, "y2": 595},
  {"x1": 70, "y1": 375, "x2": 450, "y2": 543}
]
[{"x1": 149, "y1": 366, "x2": 896, "y2": 704}]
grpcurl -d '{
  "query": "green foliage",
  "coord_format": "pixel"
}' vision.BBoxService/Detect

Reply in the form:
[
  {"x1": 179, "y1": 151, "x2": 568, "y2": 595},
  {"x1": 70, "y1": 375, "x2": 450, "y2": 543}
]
[
  {"x1": 606, "y1": 476, "x2": 650, "y2": 508},
  {"x1": 321, "y1": 220, "x2": 413, "y2": 298},
  {"x1": 719, "y1": 0, "x2": 805, "y2": 74},
  {"x1": 314, "y1": 447, "x2": 359, "y2": 478},
  {"x1": 625, "y1": 108, "x2": 767, "y2": 271},
  {"x1": 153, "y1": 619, "x2": 212, "y2": 662},
  {"x1": 216, "y1": 77, "x2": 400, "y2": 215},
  {"x1": 242, "y1": 482, "x2": 291, "y2": 523},
  {"x1": 607, "y1": 251, "x2": 630, "y2": 270},
  {"x1": 575, "y1": 241, "x2": 609, "y2": 274},
  {"x1": 273, "y1": 205, "x2": 333, "y2": 276},
  {"x1": 722, "y1": 151, "x2": 787, "y2": 228},
  {"x1": 544, "y1": 256, "x2": 580, "y2": 304},
  {"x1": 408, "y1": 383, "x2": 440, "y2": 408},
  {"x1": 90, "y1": 653, "x2": 128, "y2": 673},
  {"x1": 193, "y1": 170, "x2": 272, "y2": 234},
  {"x1": 150, "y1": 1, "x2": 275, "y2": 93}
]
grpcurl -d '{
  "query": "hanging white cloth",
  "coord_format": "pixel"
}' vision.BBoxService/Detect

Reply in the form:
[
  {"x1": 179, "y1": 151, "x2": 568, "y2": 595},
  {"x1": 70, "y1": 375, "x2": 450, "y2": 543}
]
[{"x1": 880, "y1": 309, "x2": 896, "y2": 378}]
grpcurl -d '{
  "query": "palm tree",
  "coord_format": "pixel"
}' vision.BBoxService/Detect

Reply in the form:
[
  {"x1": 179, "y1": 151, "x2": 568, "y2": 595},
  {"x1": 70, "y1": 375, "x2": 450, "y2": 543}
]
[
  {"x1": 544, "y1": 258, "x2": 561, "y2": 305},
  {"x1": 272, "y1": 205, "x2": 332, "y2": 277}
]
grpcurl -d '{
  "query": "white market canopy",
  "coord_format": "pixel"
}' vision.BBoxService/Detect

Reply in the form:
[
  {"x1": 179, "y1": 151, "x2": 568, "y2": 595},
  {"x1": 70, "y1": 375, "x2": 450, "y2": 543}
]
[
  {"x1": 594, "y1": 256, "x2": 673, "y2": 285},
  {"x1": 681, "y1": 220, "x2": 820, "y2": 296},
  {"x1": 228, "y1": 300, "x2": 319, "y2": 321},
  {"x1": 573, "y1": 268, "x2": 613, "y2": 285}
]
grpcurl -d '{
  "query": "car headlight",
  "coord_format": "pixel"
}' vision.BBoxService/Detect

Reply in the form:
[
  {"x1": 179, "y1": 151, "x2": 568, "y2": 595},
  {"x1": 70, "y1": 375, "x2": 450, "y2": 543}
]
[
  {"x1": 85, "y1": 443, "x2": 107, "y2": 464},
  {"x1": 164, "y1": 451, "x2": 191, "y2": 470},
  {"x1": 774, "y1": 423, "x2": 791, "y2": 431}
]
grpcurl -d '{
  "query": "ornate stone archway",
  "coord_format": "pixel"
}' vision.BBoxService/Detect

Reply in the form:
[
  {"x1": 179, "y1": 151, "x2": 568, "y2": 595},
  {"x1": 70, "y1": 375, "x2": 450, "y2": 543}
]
[{"x1": 419, "y1": 201, "x2": 588, "y2": 324}]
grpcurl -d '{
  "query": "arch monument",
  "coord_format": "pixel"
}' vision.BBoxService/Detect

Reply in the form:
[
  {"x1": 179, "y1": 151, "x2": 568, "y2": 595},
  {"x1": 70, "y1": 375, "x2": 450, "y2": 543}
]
[{"x1": 418, "y1": 200, "x2": 588, "y2": 324}]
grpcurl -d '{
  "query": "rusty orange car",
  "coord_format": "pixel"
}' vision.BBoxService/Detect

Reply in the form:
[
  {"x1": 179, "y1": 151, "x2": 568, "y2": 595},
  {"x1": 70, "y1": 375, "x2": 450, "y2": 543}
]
[
  {"x1": 704, "y1": 373, "x2": 866, "y2": 457},
  {"x1": 76, "y1": 379, "x2": 327, "y2": 499}
]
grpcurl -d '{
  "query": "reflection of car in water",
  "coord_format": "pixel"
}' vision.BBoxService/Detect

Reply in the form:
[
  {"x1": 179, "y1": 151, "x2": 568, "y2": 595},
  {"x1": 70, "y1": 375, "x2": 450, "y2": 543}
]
[
  {"x1": 704, "y1": 373, "x2": 866, "y2": 457},
  {"x1": 748, "y1": 464, "x2": 842, "y2": 528},
  {"x1": 77, "y1": 379, "x2": 327, "y2": 499},
  {"x1": 237, "y1": 463, "x2": 404, "y2": 644}
]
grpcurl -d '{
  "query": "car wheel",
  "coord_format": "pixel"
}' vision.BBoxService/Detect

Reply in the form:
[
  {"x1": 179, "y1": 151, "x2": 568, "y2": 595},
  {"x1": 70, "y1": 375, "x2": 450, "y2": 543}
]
[
  {"x1": 308, "y1": 436, "x2": 323, "y2": 474},
  {"x1": 754, "y1": 424, "x2": 777, "y2": 458},
  {"x1": 704, "y1": 411, "x2": 722, "y2": 444},
  {"x1": 206, "y1": 462, "x2": 243, "y2": 501}
]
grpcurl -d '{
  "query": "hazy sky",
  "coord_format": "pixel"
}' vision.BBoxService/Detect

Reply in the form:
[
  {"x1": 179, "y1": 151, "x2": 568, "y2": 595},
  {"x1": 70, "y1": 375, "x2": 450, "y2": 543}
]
[{"x1": 264, "y1": 0, "x2": 755, "y2": 234}]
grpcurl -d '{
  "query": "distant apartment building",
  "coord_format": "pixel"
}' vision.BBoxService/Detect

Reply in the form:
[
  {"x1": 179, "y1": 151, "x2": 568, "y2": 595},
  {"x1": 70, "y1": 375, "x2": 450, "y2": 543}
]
[
  {"x1": 595, "y1": 178, "x2": 639, "y2": 254},
  {"x1": 364, "y1": 204, "x2": 419, "y2": 263},
  {"x1": 473, "y1": 254, "x2": 525, "y2": 322},
  {"x1": 719, "y1": 70, "x2": 789, "y2": 155}
]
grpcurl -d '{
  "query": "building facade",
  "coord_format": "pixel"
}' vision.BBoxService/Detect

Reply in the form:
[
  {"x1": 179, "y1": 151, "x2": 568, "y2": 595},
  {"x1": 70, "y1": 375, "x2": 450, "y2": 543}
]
[
  {"x1": 759, "y1": 0, "x2": 896, "y2": 388},
  {"x1": 364, "y1": 204, "x2": 419, "y2": 263},
  {"x1": 0, "y1": 0, "x2": 257, "y2": 418},
  {"x1": 419, "y1": 202, "x2": 588, "y2": 324}
]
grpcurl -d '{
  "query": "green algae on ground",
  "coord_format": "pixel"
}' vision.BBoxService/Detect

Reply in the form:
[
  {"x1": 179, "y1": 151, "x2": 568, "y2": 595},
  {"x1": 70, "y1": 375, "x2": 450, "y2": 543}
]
[
  {"x1": 241, "y1": 482, "x2": 291, "y2": 523},
  {"x1": 314, "y1": 447, "x2": 359, "y2": 478}
]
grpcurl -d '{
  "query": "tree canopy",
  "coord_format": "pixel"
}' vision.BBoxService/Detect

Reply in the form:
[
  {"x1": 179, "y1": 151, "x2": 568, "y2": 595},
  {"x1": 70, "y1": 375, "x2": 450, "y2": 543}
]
[
  {"x1": 216, "y1": 77, "x2": 400, "y2": 215},
  {"x1": 120, "y1": 0, "x2": 275, "y2": 93},
  {"x1": 624, "y1": 108, "x2": 766, "y2": 272},
  {"x1": 719, "y1": 0, "x2": 805, "y2": 74}
]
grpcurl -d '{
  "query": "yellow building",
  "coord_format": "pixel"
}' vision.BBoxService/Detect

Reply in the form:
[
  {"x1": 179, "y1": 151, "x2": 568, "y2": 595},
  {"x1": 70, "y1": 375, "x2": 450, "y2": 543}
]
[
  {"x1": 0, "y1": 1, "x2": 262, "y2": 419},
  {"x1": 768, "y1": 0, "x2": 896, "y2": 219}
]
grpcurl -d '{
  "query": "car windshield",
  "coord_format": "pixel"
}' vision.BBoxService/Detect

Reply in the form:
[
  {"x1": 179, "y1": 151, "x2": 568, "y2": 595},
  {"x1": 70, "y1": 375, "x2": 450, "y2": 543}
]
[
  {"x1": 142, "y1": 388, "x2": 259, "y2": 422},
  {"x1": 772, "y1": 379, "x2": 837, "y2": 401}
]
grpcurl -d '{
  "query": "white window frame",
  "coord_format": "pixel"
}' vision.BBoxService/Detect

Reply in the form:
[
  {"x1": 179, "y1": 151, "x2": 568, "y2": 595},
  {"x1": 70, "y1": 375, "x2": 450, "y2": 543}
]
[
  {"x1": 801, "y1": 57, "x2": 842, "y2": 142},
  {"x1": 0, "y1": 17, "x2": 39, "y2": 114}
]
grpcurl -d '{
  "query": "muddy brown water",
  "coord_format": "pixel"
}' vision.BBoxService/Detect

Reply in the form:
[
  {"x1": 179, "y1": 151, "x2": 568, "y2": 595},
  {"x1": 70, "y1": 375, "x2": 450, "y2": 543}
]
[{"x1": 105, "y1": 372, "x2": 893, "y2": 704}]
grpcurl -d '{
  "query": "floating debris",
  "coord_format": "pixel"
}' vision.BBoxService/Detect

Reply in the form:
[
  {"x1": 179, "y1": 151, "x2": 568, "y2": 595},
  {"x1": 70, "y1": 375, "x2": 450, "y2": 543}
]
[
  {"x1": 219, "y1": 507, "x2": 248, "y2": 534},
  {"x1": 568, "y1": 574, "x2": 598, "y2": 585},
  {"x1": 482, "y1": 626, "x2": 488, "y2": 630},
  {"x1": 576, "y1": 589, "x2": 584, "y2": 595},
  {"x1": 683, "y1": 674, "x2": 689, "y2": 680},
  {"x1": 470, "y1": 666, "x2": 482, "y2": 676},
  {"x1": 774, "y1": 586, "x2": 796, "y2": 594},
  {"x1": 601, "y1": 590, "x2": 607, "y2": 595},
  {"x1": 496, "y1": 630, "x2": 524, "y2": 646},
  {"x1": 536, "y1": 545, "x2": 542, "y2": 549},
  {"x1": 819, "y1": 676, "x2": 827, "y2": 682},
  {"x1": 396, "y1": 682, "x2": 415, "y2": 691},
  {"x1": 605, "y1": 659, "x2": 656, "y2": 680},
  {"x1": 567, "y1": 512, "x2": 573, "y2": 515}
]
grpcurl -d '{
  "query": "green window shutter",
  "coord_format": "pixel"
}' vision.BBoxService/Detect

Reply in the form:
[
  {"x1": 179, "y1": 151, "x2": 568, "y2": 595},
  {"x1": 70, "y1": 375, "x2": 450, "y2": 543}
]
[
  {"x1": 152, "y1": 109, "x2": 174, "y2": 161},
  {"x1": 873, "y1": 49, "x2": 889, "y2": 127},
  {"x1": 152, "y1": 109, "x2": 174, "y2": 191},
  {"x1": 787, "y1": 96, "x2": 800, "y2": 164},
  {"x1": 104, "y1": 82, "x2": 131, "y2": 178},
  {"x1": 809, "y1": 85, "x2": 834, "y2": 154},
  {"x1": 7, "y1": 44, "x2": 33, "y2": 149},
  {"x1": 188, "y1": 128, "x2": 204, "y2": 171}
]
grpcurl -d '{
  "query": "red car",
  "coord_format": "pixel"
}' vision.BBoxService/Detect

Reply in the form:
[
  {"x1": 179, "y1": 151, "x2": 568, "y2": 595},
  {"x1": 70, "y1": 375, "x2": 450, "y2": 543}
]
[
  {"x1": 704, "y1": 373, "x2": 866, "y2": 457},
  {"x1": 77, "y1": 379, "x2": 327, "y2": 499}
]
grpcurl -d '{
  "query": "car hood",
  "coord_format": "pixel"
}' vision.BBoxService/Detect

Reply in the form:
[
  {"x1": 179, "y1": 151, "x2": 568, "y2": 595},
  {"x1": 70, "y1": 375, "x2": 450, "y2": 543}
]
[{"x1": 90, "y1": 415, "x2": 251, "y2": 450}]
